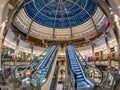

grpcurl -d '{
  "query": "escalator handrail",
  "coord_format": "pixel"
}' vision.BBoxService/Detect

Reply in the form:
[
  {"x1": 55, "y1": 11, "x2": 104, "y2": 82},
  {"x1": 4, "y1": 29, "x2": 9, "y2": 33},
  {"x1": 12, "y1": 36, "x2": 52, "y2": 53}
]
[
  {"x1": 67, "y1": 46, "x2": 87, "y2": 82},
  {"x1": 44, "y1": 46, "x2": 58, "y2": 79},
  {"x1": 73, "y1": 46, "x2": 103, "y2": 85},
  {"x1": 17, "y1": 46, "x2": 58, "y2": 87},
  {"x1": 14, "y1": 46, "x2": 52, "y2": 78},
  {"x1": 26, "y1": 45, "x2": 57, "y2": 77},
  {"x1": 15, "y1": 45, "x2": 51, "y2": 69},
  {"x1": 68, "y1": 46, "x2": 95, "y2": 87},
  {"x1": 87, "y1": 66, "x2": 103, "y2": 85},
  {"x1": 35, "y1": 45, "x2": 57, "y2": 71},
  {"x1": 73, "y1": 47, "x2": 88, "y2": 66},
  {"x1": 31, "y1": 46, "x2": 59, "y2": 86},
  {"x1": 66, "y1": 49, "x2": 75, "y2": 88}
]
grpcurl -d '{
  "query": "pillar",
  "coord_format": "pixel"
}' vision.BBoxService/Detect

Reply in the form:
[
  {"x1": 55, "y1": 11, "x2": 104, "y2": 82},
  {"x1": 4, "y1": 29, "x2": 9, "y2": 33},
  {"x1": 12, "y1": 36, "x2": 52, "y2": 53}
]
[
  {"x1": 91, "y1": 43, "x2": 95, "y2": 67},
  {"x1": 14, "y1": 34, "x2": 21, "y2": 66},
  {"x1": 30, "y1": 43, "x2": 34, "y2": 63},
  {"x1": 104, "y1": 33, "x2": 111, "y2": 68},
  {"x1": 94, "y1": 0, "x2": 120, "y2": 74},
  {"x1": 113, "y1": 15, "x2": 120, "y2": 64},
  {"x1": 0, "y1": 24, "x2": 4, "y2": 71}
]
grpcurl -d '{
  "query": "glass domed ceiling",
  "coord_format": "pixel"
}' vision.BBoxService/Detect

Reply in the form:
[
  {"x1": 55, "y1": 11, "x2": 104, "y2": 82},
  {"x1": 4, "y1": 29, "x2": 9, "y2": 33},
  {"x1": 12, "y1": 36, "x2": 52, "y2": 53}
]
[{"x1": 24, "y1": 0, "x2": 98, "y2": 28}]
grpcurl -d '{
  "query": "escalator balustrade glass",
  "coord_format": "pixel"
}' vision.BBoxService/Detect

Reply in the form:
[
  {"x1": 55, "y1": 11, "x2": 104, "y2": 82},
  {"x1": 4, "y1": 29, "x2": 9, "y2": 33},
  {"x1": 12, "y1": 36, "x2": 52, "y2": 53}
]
[
  {"x1": 31, "y1": 46, "x2": 58, "y2": 87},
  {"x1": 14, "y1": 46, "x2": 54, "y2": 79},
  {"x1": 73, "y1": 46, "x2": 103, "y2": 86},
  {"x1": 67, "y1": 45, "x2": 95, "y2": 90}
]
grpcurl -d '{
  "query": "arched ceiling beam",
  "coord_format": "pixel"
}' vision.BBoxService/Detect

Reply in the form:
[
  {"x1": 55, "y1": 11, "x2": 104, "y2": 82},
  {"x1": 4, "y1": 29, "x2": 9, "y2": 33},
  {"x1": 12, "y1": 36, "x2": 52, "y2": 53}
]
[
  {"x1": 61, "y1": 0, "x2": 73, "y2": 38},
  {"x1": 53, "y1": 28, "x2": 55, "y2": 39},
  {"x1": 54, "y1": 0, "x2": 60, "y2": 28},
  {"x1": 93, "y1": 0, "x2": 114, "y2": 25},
  {"x1": 7, "y1": 0, "x2": 24, "y2": 28},
  {"x1": 3, "y1": 0, "x2": 24, "y2": 42},
  {"x1": 61, "y1": 0, "x2": 72, "y2": 27},
  {"x1": 70, "y1": 27, "x2": 73, "y2": 38},
  {"x1": 93, "y1": 0, "x2": 120, "y2": 66},
  {"x1": 25, "y1": 0, "x2": 54, "y2": 40},
  {"x1": 60, "y1": 0, "x2": 65, "y2": 28},
  {"x1": 68, "y1": 0, "x2": 98, "y2": 32},
  {"x1": 93, "y1": 0, "x2": 118, "y2": 41}
]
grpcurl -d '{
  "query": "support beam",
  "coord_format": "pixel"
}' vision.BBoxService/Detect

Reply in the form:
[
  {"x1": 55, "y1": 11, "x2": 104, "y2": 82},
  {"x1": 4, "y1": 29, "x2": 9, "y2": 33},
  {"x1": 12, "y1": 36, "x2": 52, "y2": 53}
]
[
  {"x1": 0, "y1": 25, "x2": 2, "y2": 71},
  {"x1": 7, "y1": 0, "x2": 24, "y2": 28},
  {"x1": 26, "y1": 1, "x2": 54, "y2": 40},
  {"x1": 0, "y1": 0, "x2": 24, "y2": 68},
  {"x1": 113, "y1": 15, "x2": 120, "y2": 67},
  {"x1": 14, "y1": 34, "x2": 21, "y2": 66},
  {"x1": 26, "y1": 21, "x2": 33, "y2": 40},
  {"x1": 30, "y1": 43, "x2": 34, "y2": 63},
  {"x1": 60, "y1": 0, "x2": 64, "y2": 28},
  {"x1": 94, "y1": 0, "x2": 120, "y2": 74},
  {"x1": 104, "y1": 33, "x2": 111, "y2": 68},
  {"x1": 70, "y1": 28, "x2": 73, "y2": 39},
  {"x1": 53, "y1": 28, "x2": 55, "y2": 39},
  {"x1": 91, "y1": 43, "x2": 95, "y2": 67},
  {"x1": 2, "y1": 0, "x2": 24, "y2": 44},
  {"x1": 68, "y1": 0, "x2": 98, "y2": 32}
]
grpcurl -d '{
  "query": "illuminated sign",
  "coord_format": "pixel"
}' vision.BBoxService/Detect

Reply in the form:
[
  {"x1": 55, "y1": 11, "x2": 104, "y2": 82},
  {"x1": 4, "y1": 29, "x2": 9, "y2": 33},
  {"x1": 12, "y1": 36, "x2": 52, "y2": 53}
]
[{"x1": 85, "y1": 19, "x2": 110, "y2": 42}]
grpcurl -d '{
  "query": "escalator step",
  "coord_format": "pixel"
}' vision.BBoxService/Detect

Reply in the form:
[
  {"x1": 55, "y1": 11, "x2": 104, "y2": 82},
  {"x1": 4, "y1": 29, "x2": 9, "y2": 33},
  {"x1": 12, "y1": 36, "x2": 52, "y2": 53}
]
[
  {"x1": 77, "y1": 78, "x2": 85, "y2": 82},
  {"x1": 77, "y1": 81, "x2": 90, "y2": 89},
  {"x1": 72, "y1": 67, "x2": 79, "y2": 69},
  {"x1": 72, "y1": 69, "x2": 80, "y2": 71},
  {"x1": 76, "y1": 75, "x2": 84, "y2": 78},
  {"x1": 70, "y1": 61, "x2": 77, "y2": 64},
  {"x1": 75, "y1": 72, "x2": 82, "y2": 75}
]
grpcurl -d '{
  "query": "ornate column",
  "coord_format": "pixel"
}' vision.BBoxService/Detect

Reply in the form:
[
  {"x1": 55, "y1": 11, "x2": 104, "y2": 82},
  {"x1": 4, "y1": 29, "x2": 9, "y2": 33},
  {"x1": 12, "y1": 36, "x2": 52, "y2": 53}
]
[
  {"x1": 91, "y1": 43, "x2": 95, "y2": 67},
  {"x1": 14, "y1": 34, "x2": 21, "y2": 66},
  {"x1": 30, "y1": 43, "x2": 34, "y2": 63},
  {"x1": 0, "y1": 25, "x2": 3, "y2": 71},
  {"x1": 104, "y1": 33, "x2": 111, "y2": 68},
  {"x1": 94, "y1": 0, "x2": 120, "y2": 67}
]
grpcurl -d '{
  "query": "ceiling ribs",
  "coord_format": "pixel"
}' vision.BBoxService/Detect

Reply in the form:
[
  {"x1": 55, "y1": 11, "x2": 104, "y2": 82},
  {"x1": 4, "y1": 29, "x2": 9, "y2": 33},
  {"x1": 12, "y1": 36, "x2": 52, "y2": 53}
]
[
  {"x1": 60, "y1": 0, "x2": 65, "y2": 28},
  {"x1": 68, "y1": 0, "x2": 98, "y2": 33},
  {"x1": 26, "y1": 0, "x2": 54, "y2": 40}
]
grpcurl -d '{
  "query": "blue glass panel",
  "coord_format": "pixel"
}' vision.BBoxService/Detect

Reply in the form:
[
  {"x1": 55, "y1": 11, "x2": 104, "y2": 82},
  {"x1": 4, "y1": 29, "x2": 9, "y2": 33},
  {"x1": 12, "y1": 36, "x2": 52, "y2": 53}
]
[
  {"x1": 23, "y1": 0, "x2": 98, "y2": 28},
  {"x1": 24, "y1": 2, "x2": 38, "y2": 18},
  {"x1": 34, "y1": 0, "x2": 45, "y2": 10},
  {"x1": 47, "y1": 1, "x2": 58, "y2": 10}
]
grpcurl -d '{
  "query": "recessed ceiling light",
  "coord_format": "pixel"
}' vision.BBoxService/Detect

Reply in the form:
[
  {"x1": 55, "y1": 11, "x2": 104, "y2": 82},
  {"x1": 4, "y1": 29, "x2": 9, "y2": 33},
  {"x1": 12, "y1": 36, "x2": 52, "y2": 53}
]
[
  {"x1": 1, "y1": 5, "x2": 3, "y2": 8},
  {"x1": 5, "y1": 20, "x2": 8, "y2": 22},
  {"x1": 109, "y1": 7, "x2": 112, "y2": 10},
  {"x1": 110, "y1": 12, "x2": 113, "y2": 15},
  {"x1": 118, "y1": 6, "x2": 120, "y2": 9}
]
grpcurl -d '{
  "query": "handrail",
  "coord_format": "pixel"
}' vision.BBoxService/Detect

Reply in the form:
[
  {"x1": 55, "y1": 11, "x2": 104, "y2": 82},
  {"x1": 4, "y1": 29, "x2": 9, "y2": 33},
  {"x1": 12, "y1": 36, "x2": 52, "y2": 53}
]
[
  {"x1": 66, "y1": 49, "x2": 75, "y2": 89},
  {"x1": 73, "y1": 48, "x2": 91, "y2": 80},
  {"x1": 14, "y1": 46, "x2": 51, "y2": 78},
  {"x1": 73, "y1": 47, "x2": 88, "y2": 66},
  {"x1": 73, "y1": 46, "x2": 103, "y2": 85},
  {"x1": 15, "y1": 46, "x2": 50, "y2": 68},
  {"x1": 50, "y1": 65, "x2": 59, "y2": 90},
  {"x1": 67, "y1": 46, "x2": 95, "y2": 88},
  {"x1": 43, "y1": 46, "x2": 58, "y2": 80},
  {"x1": 35, "y1": 45, "x2": 56, "y2": 71},
  {"x1": 31, "y1": 46, "x2": 59, "y2": 87},
  {"x1": 18, "y1": 46, "x2": 58, "y2": 88}
]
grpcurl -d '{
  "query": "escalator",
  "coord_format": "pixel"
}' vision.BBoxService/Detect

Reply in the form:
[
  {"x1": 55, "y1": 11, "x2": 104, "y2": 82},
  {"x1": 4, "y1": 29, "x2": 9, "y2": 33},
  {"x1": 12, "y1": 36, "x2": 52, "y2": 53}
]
[
  {"x1": 30, "y1": 45, "x2": 59, "y2": 90},
  {"x1": 50, "y1": 65, "x2": 59, "y2": 90},
  {"x1": 74, "y1": 47, "x2": 103, "y2": 86},
  {"x1": 67, "y1": 45, "x2": 95, "y2": 90},
  {"x1": 11, "y1": 45, "x2": 59, "y2": 90},
  {"x1": 14, "y1": 45, "x2": 52, "y2": 79}
]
